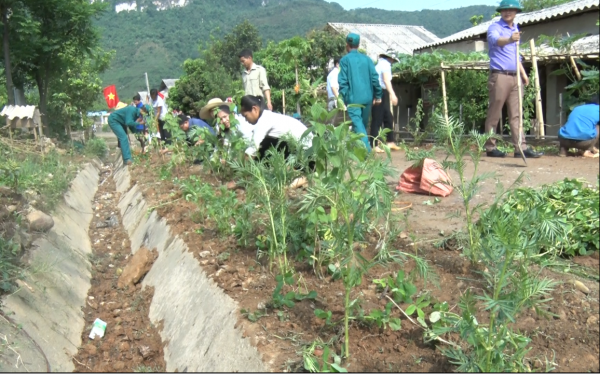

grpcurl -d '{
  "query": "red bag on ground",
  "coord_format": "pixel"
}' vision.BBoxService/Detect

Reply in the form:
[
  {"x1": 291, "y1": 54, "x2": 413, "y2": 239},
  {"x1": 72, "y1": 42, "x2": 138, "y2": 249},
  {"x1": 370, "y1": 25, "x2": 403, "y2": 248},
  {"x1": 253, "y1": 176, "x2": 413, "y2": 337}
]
[{"x1": 396, "y1": 158, "x2": 453, "y2": 197}]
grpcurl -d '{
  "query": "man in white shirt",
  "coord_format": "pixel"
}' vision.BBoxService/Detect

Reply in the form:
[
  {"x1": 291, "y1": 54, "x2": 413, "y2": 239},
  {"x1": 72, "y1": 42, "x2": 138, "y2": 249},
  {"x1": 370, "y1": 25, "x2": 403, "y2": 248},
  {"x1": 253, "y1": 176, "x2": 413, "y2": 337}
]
[
  {"x1": 150, "y1": 88, "x2": 170, "y2": 145},
  {"x1": 371, "y1": 50, "x2": 400, "y2": 152},
  {"x1": 327, "y1": 57, "x2": 341, "y2": 112}
]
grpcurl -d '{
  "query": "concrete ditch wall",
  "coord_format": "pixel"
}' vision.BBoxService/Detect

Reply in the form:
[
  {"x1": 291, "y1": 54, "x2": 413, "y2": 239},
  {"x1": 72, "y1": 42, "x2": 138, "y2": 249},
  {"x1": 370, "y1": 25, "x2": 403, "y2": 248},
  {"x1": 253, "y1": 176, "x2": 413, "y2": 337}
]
[
  {"x1": 1, "y1": 162, "x2": 100, "y2": 372},
  {"x1": 113, "y1": 159, "x2": 266, "y2": 372}
]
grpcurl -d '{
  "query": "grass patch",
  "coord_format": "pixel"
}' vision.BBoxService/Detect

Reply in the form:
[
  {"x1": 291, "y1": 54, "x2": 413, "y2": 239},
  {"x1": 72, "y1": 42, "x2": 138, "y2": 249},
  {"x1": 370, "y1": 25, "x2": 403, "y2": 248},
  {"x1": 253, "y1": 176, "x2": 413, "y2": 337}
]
[{"x1": 83, "y1": 138, "x2": 108, "y2": 159}]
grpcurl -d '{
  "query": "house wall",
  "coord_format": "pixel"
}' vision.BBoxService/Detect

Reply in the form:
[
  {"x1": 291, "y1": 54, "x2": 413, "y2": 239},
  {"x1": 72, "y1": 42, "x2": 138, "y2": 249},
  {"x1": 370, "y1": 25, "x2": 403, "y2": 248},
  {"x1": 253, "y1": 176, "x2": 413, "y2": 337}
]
[
  {"x1": 391, "y1": 81, "x2": 421, "y2": 138},
  {"x1": 544, "y1": 64, "x2": 569, "y2": 136},
  {"x1": 417, "y1": 11, "x2": 599, "y2": 55}
]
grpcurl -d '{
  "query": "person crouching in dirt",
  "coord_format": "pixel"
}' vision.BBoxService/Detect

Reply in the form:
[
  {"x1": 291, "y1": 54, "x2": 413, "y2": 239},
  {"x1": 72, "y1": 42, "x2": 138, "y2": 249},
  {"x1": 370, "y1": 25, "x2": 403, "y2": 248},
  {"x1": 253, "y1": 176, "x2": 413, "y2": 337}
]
[
  {"x1": 177, "y1": 114, "x2": 215, "y2": 147},
  {"x1": 200, "y1": 98, "x2": 254, "y2": 144},
  {"x1": 109, "y1": 104, "x2": 150, "y2": 165},
  {"x1": 240, "y1": 95, "x2": 314, "y2": 188},
  {"x1": 558, "y1": 95, "x2": 599, "y2": 158}
]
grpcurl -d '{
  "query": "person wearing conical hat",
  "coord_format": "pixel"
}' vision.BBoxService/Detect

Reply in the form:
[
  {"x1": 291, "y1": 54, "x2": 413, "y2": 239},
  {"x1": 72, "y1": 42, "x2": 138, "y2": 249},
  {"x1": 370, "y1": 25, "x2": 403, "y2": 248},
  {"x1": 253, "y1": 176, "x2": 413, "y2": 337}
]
[
  {"x1": 338, "y1": 33, "x2": 383, "y2": 152},
  {"x1": 108, "y1": 104, "x2": 150, "y2": 165},
  {"x1": 371, "y1": 49, "x2": 401, "y2": 153},
  {"x1": 484, "y1": 0, "x2": 542, "y2": 159}
]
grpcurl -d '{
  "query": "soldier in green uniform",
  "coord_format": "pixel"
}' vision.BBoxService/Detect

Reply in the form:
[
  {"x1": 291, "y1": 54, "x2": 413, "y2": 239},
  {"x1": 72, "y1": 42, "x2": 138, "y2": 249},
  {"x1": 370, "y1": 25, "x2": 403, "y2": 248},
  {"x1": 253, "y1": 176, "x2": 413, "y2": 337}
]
[
  {"x1": 108, "y1": 104, "x2": 150, "y2": 165},
  {"x1": 338, "y1": 33, "x2": 383, "y2": 152}
]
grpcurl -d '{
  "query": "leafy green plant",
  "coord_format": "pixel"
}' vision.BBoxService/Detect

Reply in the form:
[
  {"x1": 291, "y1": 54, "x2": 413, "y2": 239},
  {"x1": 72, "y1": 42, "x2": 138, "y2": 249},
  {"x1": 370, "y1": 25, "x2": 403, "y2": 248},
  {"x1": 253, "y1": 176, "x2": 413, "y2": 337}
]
[
  {"x1": 303, "y1": 340, "x2": 347, "y2": 373},
  {"x1": 433, "y1": 114, "x2": 500, "y2": 262},
  {"x1": 404, "y1": 98, "x2": 430, "y2": 146},
  {"x1": 314, "y1": 309, "x2": 334, "y2": 326},
  {"x1": 479, "y1": 178, "x2": 599, "y2": 256},
  {"x1": 299, "y1": 103, "x2": 397, "y2": 358},
  {"x1": 241, "y1": 308, "x2": 268, "y2": 322},
  {"x1": 363, "y1": 301, "x2": 402, "y2": 331},
  {"x1": 405, "y1": 294, "x2": 431, "y2": 328},
  {"x1": 430, "y1": 202, "x2": 559, "y2": 372},
  {"x1": 231, "y1": 147, "x2": 303, "y2": 274},
  {"x1": 83, "y1": 137, "x2": 108, "y2": 158},
  {"x1": 271, "y1": 273, "x2": 317, "y2": 309},
  {"x1": 373, "y1": 270, "x2": 417, "y2": 304},
  {"x1": 0, "y1": 160, "x2": 20, "y2": 190}
]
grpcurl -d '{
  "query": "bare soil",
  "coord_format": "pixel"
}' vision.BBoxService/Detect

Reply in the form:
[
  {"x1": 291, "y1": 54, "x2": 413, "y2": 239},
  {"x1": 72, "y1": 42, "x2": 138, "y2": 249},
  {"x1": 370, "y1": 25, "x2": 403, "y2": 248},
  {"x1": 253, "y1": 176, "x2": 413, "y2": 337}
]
[
  {"x1": 126, "y1": 149, "x2": 599, "y2": 373},
  {"x1": 72, "y1": 166, "x2": 166, "y2": 373}
]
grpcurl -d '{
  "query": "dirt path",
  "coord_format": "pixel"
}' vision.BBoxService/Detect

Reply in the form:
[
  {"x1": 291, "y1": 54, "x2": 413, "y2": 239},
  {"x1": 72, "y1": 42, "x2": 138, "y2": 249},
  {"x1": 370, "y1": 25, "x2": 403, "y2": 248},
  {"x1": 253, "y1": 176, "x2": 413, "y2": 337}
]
[
  {"x1": 387, "y1": 149, "x2": 600, "y2": 241},
  {"x1": 72, "y1": 165, "x2": 165, "y2": 372}
]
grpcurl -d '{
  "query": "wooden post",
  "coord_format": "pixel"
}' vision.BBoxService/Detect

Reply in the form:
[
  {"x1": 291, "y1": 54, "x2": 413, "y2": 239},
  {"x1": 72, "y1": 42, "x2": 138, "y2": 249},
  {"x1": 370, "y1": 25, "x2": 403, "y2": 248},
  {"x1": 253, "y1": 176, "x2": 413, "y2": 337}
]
[
  {"x1": 440, "y1": 63, "x2": 449, "y2": 123},
  {"x1": 282, "y1": 90, "x2": 286, "y2": 115},
  {"x1": 516, "y1": 43, "x2": 527, "y2": 165},
  {"x1": 569, "y1": 56, "x2": 582, "y2": 81},
  {"x1": 529, "y1": 39, "x2": 545, "y2": 138}
]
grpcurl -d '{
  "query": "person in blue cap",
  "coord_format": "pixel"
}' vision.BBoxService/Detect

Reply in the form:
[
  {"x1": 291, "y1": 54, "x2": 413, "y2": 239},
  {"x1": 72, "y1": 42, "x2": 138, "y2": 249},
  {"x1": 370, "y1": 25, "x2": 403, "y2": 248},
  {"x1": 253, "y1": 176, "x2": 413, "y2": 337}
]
[
  {"x1": 338, "y1": 32, "x2": 383, "y2": 152},
  {"x1": 108, "y1": 104, "x2": 150, "y2": 165}
]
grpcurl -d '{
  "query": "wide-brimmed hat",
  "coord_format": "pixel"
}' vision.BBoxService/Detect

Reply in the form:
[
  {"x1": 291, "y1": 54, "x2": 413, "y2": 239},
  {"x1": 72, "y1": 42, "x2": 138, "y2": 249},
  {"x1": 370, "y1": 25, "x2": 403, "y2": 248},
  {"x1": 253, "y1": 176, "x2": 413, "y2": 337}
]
[
  {"x1": 115, "y1": 101, "x2": 128, "y2": 110},
  {"x1": 200, "y1": 98, "x2": 226, "y2": 120},
  {"x1": 380, "y1": 49, "x2": 400, "y2": 63}
]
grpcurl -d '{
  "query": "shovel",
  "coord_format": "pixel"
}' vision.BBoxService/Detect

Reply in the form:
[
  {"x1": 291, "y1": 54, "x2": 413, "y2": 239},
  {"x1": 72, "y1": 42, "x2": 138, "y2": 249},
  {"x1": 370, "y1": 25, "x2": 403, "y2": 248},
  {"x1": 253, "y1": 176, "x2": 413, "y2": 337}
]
[{"x1": 516, "y1": 41, "x2": 527, "y2": 166}]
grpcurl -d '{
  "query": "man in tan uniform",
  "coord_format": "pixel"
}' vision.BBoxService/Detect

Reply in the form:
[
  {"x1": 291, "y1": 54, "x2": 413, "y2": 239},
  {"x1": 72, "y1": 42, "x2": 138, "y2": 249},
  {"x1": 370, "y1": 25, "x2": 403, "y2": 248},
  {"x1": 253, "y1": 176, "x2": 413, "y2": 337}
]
[{"x1": 239, "y1": 49, "x2": 273, "y2": 111}]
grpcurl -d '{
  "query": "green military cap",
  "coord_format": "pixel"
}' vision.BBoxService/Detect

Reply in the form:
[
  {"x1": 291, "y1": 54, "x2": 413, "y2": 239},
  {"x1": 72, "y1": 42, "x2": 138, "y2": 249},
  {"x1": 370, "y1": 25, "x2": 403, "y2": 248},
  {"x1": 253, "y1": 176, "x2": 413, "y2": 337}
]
[{"x1": 346, "y1": 33, "x2": 360, "y2": 47}]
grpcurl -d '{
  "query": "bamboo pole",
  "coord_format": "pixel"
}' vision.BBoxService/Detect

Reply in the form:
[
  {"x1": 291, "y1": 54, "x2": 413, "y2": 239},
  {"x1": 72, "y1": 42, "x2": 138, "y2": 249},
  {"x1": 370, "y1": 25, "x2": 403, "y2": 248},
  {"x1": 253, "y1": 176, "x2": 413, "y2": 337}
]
[
  {"x1": 516, "y1": 43, "x2": 527, "y2": 166},
  {"x1": 569, "y1": 56, "x2": 582, "y2": 81},
  {"x1": 440, "y1": 63, "x2": 448, "y2": 123},
  {"x1": 282, "y1": 90, "x2": 286, "y2": 115},
  {"x1": 529, "y1": 39, "x2": 545, "y2": 138}
]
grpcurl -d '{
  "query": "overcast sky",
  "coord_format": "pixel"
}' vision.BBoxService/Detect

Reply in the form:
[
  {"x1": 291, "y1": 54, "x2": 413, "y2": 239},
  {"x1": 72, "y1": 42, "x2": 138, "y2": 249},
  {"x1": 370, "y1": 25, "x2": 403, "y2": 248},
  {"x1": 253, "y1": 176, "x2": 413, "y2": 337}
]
[{"x1": 326, "y1": 0, "x2": 499, "y2": 11}]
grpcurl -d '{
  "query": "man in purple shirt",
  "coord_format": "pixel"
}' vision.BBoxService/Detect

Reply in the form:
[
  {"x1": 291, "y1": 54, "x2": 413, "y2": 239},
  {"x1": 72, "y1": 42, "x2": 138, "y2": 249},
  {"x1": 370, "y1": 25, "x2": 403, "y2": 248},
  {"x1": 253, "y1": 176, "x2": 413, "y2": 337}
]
[{"x1": 484, "y1": 0, "x2": 542, "y2": 158}]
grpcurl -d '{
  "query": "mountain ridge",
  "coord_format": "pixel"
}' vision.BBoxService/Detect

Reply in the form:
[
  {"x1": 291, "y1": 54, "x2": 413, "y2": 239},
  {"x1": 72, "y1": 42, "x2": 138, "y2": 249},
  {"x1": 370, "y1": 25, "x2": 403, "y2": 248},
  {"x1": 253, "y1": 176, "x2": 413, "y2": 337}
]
[{"x1": 96, "y1": 0, "x2": 496, "y2": 97}]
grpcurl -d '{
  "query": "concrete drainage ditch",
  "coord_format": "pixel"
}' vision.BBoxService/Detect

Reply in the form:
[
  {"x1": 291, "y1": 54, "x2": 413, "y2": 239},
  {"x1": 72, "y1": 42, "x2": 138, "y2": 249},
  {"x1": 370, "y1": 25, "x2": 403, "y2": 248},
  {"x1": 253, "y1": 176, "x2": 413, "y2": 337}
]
[{"x1": 1, "y1": 158, "x2": 266, "y2": 372}]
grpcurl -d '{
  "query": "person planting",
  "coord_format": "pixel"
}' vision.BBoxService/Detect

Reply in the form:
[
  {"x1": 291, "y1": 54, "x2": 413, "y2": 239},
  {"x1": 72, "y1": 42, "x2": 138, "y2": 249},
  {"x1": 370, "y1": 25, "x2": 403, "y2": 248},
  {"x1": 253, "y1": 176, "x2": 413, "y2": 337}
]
[
  {"x1": 108, "y1": 104, "x2": 150, "y2": 165},
  {"x1": 484, "y1": 0, "x2": 542, "y2": 159},
  {"x1": 177, "y1": 114, "x2": 215, "y2": 147},
  {"x1": 558, "y1": 95, "x2": 599, "y2": 158},
  {"x1": 338, "y1": 33, "x2": 383, "y2": 152},
  {"x1": 200, "y1": 98, "x2": 254, "y2": 143},
  {"x1": 240, "y1": 95, "x2": 314, "y2": 188}
]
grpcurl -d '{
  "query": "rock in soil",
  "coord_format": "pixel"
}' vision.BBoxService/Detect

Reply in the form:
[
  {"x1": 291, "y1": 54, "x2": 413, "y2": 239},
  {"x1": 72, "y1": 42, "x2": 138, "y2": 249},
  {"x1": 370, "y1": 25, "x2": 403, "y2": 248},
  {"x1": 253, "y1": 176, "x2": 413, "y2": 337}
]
[
  {"x1": 26, "y1": 209, "x2": 54, "y2": 232},
  {"x1": 117, "y1": 247, "x2": 157, "y2": 289}
]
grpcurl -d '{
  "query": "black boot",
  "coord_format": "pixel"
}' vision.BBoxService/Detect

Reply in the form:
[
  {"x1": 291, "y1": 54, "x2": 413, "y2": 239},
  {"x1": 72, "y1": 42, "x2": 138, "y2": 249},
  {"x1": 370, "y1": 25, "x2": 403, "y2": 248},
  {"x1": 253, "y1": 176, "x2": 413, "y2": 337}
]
[
  {"x1": 515, "y1": 148, "x2": 543, "y2": 158},
  {"x1": 486, "y1": 149, "x2": 506, "y2": 158}
]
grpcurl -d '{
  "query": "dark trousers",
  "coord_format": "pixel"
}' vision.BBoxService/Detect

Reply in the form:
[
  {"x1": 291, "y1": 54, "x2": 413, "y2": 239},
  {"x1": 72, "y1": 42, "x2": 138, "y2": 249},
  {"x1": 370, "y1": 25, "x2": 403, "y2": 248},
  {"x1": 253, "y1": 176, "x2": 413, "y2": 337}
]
[
  {"x1": 257, "y1": 136, "x2": 315, "y2": 171},
  {"x1": 560, "y1": 126, "x2": 599, "y2": 152},
  {"x1": 158, "y1": 119, "x2": 171, "y2": 145},
  {"x1": 370, "y1": 90, "x2": 394, "y2": 146}
]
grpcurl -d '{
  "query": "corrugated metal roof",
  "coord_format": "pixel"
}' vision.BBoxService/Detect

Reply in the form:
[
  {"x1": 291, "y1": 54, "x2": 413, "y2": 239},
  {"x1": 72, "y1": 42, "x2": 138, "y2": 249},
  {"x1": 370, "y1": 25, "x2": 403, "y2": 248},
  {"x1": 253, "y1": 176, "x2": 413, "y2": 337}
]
[
  {"x1": 326, "y1": 22, "x2": 440, "y2": 58},
  {"x1": 534, "y1": 34, "x2": 600, "y2": 56},
  {"x1": 0, "y1": 105, "x2": 36, "y2": 120},
  {"x1": 416, "y1": 0, "x2": 599, "y2": 51}
]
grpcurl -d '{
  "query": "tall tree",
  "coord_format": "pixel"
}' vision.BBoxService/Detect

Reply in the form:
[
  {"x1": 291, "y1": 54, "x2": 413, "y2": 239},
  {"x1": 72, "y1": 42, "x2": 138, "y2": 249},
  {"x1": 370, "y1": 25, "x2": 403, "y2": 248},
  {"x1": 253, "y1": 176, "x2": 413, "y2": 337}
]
[
  {"x1": 21, "y1": 0, "x2": 107, "y2": 128},
  {"x1": 208, "y1": 20, "x2": 262, "y2": 78},
  {"x1": 0, "y1": 1, "x2": 15, "y2": 104}
]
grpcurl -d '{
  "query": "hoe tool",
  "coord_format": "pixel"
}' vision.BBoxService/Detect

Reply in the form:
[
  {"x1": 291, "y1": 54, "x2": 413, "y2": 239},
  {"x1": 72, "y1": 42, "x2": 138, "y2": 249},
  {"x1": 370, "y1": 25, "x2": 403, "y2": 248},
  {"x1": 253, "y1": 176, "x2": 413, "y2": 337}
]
[{"x1": 516, "y1": 41, "x2": 527, "y2": 166}]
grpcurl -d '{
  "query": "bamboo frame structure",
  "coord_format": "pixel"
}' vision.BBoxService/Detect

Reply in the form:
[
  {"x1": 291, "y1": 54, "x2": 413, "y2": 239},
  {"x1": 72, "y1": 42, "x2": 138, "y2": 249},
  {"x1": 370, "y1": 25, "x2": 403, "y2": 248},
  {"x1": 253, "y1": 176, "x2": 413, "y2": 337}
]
[
  {"x1": 529, "y1": 39, "x2": 545, "y2": 138},
  {"x1": 440, "y1": 63, "x2": 449, "y2": 123},
  {"x1": 569, "y1": 56, "x2": 582, "y2": 81}
]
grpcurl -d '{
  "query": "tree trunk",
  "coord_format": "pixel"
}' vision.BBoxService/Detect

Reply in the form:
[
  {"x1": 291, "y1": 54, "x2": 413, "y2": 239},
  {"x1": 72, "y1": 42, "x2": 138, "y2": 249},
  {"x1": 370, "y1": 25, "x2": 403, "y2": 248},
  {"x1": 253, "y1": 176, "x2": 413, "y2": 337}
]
[
  {"x1": 1, "y1": 5, "x2": 15, "y2": 105},
  {"x1": 35, "y1": 69, "x2": 50, "y2": 133}
]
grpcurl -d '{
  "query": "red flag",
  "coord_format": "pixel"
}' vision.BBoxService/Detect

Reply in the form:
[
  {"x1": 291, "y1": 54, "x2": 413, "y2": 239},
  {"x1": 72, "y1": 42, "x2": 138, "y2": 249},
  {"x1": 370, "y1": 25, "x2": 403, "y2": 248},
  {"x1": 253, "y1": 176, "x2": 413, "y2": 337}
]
[{"x1": 103, "y1": 85, "x2": 119, "y2": 109}]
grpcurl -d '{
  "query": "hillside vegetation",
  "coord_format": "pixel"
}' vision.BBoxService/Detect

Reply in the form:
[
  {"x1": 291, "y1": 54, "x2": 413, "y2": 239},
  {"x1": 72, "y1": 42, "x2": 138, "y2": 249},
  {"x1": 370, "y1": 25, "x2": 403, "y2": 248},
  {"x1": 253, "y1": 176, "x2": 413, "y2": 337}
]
[{"x1": 96, "y1": 0, "x2": 495, "y2": 97}]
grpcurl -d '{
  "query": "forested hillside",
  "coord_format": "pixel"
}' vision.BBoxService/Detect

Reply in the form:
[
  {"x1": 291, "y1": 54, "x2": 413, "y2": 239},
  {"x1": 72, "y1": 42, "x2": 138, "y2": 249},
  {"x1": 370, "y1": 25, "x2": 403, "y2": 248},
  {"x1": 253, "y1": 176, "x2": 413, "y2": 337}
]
[{"x1": 96, "y1": 0, "x2": 495, "y2": 97}]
